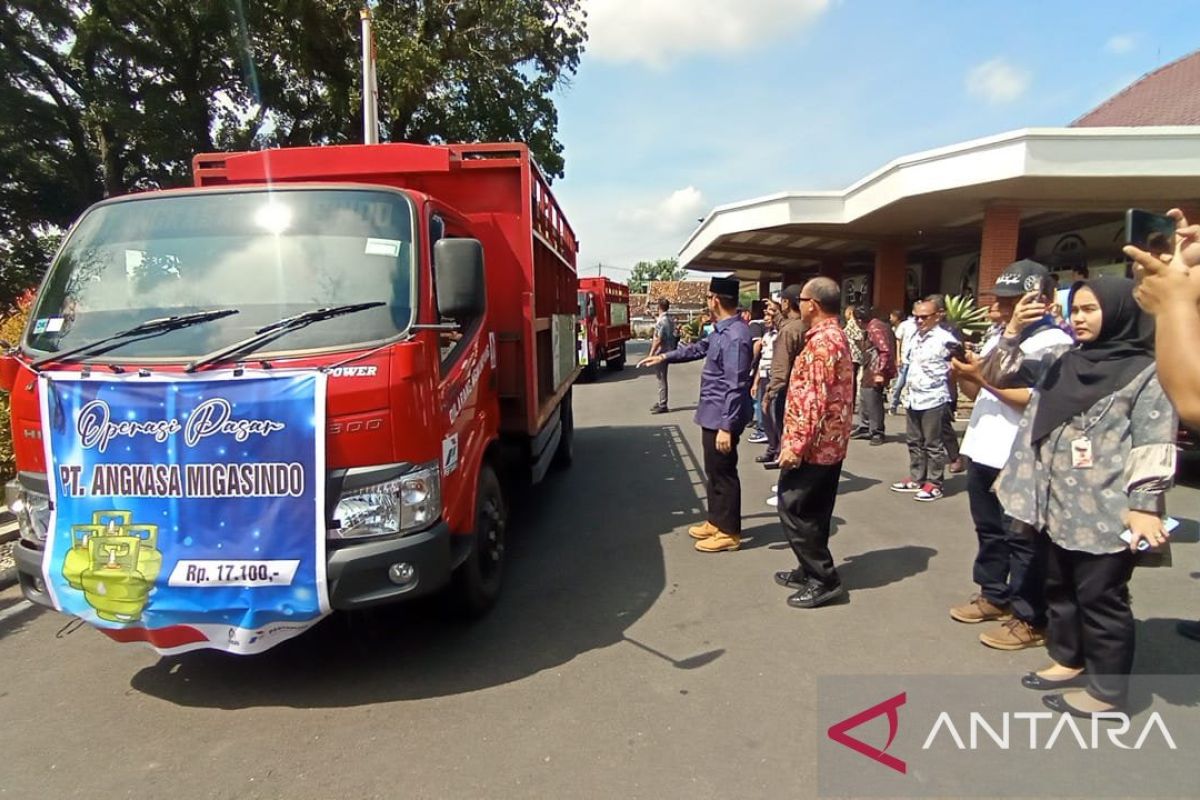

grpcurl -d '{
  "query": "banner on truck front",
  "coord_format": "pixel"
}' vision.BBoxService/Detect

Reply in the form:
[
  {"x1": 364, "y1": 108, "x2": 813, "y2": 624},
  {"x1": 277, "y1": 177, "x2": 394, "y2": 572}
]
[{"x1": 38, "y1": 370, "x2": 328, "y2": 655}]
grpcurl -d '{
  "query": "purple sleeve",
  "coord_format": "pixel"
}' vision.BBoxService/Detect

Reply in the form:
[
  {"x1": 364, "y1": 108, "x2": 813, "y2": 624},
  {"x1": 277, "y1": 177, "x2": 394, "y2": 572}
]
[
  {"x1": 718, "y1": 332, "x2": 753, "y2": 431},
  {"x1": 664, "y1": 338, "x2": 709, "y2": 364}
]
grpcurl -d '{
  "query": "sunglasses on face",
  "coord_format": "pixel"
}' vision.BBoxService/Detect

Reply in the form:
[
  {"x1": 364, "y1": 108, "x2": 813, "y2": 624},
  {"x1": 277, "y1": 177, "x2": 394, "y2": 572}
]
[{"x1": 914, "y1": 313, "x2": 934, "y2": 320}]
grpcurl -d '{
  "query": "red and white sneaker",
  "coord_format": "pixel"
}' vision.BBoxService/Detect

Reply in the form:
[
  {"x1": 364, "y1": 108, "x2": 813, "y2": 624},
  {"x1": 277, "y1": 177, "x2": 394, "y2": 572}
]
[{"x1": 914, "y1": 483, "x2": 944, "y2": 502}]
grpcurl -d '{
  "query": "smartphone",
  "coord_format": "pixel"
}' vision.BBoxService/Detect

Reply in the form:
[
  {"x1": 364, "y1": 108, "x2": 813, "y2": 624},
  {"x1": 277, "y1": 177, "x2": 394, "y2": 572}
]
[
  {"x1": 945, "y1": 341, "x2": 967, "y2": 362},
  {"x1": 1126, "y1": 209, "x2": 1177, "y2": 258},
  {"x1": 1119, "y1": 516, "x2": 1181, "y2": 550}
]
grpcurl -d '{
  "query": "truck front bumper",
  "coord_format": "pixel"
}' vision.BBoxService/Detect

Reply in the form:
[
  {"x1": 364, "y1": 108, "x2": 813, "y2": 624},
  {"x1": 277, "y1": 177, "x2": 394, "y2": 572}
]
[
  {"x1": 14, "y1": 521, "x2": 466, "y2": 614},
  {"x1": 14, "y1": 539, "x2": 53, "y2": 609},
  {"x1": 327, "y1": 521, "x2": 463, "y2": 610}
]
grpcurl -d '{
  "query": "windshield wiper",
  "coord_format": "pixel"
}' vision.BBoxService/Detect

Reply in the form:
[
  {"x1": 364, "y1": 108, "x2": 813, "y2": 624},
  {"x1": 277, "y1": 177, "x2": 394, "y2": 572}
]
[
  {"x1": 31, "y1": 308, "x2": 240, "y2": 369},
  {"x1": 185, "y1": 302, "x2": 386, "y2": 373}
]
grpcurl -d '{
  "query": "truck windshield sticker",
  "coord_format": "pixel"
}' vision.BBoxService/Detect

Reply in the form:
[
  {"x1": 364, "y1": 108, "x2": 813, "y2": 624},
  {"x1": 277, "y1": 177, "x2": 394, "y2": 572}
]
[
  {"x1": 364, "y1": 237, "x2": 402, "y2": 257},
  {"x1": 37, "y1": 369, "x2": 329, "y2": 656}
]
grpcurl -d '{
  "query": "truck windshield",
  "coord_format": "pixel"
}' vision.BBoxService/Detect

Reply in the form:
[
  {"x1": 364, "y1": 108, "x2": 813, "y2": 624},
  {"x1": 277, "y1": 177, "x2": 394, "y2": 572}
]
[{"x1": 25, "y1": 188, "x2": 416, "y2": 360}]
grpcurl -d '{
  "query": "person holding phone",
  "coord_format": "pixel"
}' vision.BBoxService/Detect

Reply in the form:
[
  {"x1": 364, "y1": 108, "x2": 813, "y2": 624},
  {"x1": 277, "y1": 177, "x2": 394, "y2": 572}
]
[
  {"x1": 1125, "y1": 208, "x2": 1200, "y2": 427},
  {"x1": 982, "y1": 276, "x2": 1177, "y2": 718},
  {"x1": 949, "y1": 260, "x2": 1073, "y2": 651},
  {"x1": 1124, "y1": 207, "x2": 1200, "y2": 644}
]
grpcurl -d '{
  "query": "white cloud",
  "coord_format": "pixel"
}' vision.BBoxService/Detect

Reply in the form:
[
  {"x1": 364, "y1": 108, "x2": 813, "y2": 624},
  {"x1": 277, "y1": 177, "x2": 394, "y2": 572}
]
[
  {"x1": 560, "y1": 185, "x2": 708, "y2": 273},
  {"x1": 1105, "y1": 34, "x2": 1138, "y2": 54},
  {"x1": 965, "y1": 58, "x2": 1031, "y2": 104},
  {"x1": 582, "y1": 0, "x2": 830, "y2": 68},
  {"x1": 623, "y1": 186, "x2": 708, "y2": 236}
]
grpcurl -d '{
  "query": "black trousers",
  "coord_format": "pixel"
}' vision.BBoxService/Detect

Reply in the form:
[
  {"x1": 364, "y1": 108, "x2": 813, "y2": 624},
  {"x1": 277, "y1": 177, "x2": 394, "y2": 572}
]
[
  {"x1": 905, "y1": 404, "x2": 947, "y2": 485},
  {"x1": 764, "y1": 390, "x2": 786, "y2": 461},
  {"x1": 702, "y1": 427, "x2": 741, "y2": 535},
  {"x1": 777, "y1": 461, "x2": 843, "y2": 587},
  {"x1": 858, "y1": 384, "x2": 886, "y2": 439},
  {"x1": 967, "y1": 463, "x2": 1047, "y2": 625},
  {"x1": 1045, "y1": 540, "x2": 1136, "y2": 705},
  {"x1": 942, "y1": 386, "x2": 960, "y2": 462}
]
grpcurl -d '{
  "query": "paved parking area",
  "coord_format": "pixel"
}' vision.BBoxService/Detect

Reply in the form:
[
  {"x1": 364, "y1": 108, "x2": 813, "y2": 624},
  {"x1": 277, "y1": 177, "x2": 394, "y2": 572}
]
[{"x1": 1, "y1": 340, "x2": 1197, "y2": 799}]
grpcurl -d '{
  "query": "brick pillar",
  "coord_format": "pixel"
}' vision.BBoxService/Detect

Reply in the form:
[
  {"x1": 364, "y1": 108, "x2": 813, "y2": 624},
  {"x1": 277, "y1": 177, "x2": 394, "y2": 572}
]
[
  {"x1": 873, "y1": 241, "x2": 906, "y2": 314},
  {"x1": 978, "y1": 205, "x2": 1021, "y2": 303}
]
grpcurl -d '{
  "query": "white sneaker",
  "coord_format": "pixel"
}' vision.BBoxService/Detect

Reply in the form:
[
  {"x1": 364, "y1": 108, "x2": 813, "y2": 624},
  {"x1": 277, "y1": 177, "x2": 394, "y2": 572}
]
[
  {"x1": 766, "y1": 496, "x2": 778, "y2": 507},
  {"x1": 770, "y1": 485, "x2": 778, "y2": 493}
]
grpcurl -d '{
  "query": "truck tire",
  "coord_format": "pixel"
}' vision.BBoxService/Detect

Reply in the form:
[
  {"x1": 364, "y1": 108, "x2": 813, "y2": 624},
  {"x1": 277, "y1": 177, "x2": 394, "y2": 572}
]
[
  {"x1": 451, "y1": 464, "x2": 507, "y2": 617},
  {"x1": 580, "y1": 360, "x2": 598, "y2": 382},
  {"x1": 551, "y1": 389, "x2": 574, "y2": 470},
  {"x1": 606, "y1": 342, "x2": 626, "y2": 371}
]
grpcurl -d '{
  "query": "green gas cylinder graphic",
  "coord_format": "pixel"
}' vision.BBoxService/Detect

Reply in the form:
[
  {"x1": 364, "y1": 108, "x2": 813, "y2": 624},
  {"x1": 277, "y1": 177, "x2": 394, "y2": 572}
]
[{"x1": 62, "y1": 510, "x2": 162, "y2": 623}]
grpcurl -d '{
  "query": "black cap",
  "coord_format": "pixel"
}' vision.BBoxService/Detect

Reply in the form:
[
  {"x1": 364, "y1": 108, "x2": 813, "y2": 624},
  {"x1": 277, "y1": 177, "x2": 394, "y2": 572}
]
[
  {"x1": 991, "y1": 259, "x2": 1051, "y2": 297},
  {"x1": 709, "y1": 276, "x2": 740, "y2": 298},
  {"x1": 780, "y1": 283, "x2": 804, "y2": 303}
]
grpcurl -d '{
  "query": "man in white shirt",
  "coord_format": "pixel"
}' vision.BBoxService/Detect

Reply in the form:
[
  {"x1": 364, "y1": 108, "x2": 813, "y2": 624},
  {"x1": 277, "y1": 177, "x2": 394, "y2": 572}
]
[
  {"x1": 948, "y1": 260, "x2": 1074, "y2": 651},
  {"x1": 889, "y1": 305, "x2": 918, "y2": 414},
  {"x1": 890, "y1": 300, "x2": 957, "y2": 501}
]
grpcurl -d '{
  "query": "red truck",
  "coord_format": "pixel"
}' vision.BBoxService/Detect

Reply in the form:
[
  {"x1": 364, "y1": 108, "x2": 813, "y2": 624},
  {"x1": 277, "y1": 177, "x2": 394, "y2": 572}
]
[
  {"x1": 1, "y1": 142, "x2": 580, "y2": 635},
  {"x1": 576, "y1": 276, "x2": 631, "y2": 380}
]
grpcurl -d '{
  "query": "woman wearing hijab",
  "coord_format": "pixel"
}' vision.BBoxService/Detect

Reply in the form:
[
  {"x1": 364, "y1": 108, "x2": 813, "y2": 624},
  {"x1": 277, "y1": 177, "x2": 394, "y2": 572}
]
[{"x1": 981, "y1": 276, "x2": 1177, "y2": 718}]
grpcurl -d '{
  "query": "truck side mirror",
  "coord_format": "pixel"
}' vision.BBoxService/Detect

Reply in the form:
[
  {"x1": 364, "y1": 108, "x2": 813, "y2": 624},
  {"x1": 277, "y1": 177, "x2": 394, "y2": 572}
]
[
  {"x1": 433, "y1": 238, "x2": 486, "y2": 320},
  {"x1": 0, "y1": 344, "x2": 18, "y2": 393}
]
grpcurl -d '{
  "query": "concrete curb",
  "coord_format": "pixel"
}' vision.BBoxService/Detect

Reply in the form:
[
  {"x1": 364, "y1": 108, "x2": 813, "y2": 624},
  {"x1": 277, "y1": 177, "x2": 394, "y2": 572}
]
[{"x1": 0, "y1": 565, "x2": 16, "y2": 591}]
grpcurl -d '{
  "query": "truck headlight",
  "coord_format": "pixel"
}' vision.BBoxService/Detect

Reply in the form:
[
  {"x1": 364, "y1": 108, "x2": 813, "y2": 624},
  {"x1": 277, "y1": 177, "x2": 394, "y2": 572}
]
[
  {"x1": 4, "y1": 479, "x2": 51, "y2": 545},
  {"x1": 331, "y1": 464, "x2": 440, "y2": 540}
]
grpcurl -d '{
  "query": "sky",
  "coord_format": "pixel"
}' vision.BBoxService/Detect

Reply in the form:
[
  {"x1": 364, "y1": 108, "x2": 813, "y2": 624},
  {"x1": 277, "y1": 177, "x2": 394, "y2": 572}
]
[{"x1": 550, "y1": 0, "x2": 1200, "y2": 280}]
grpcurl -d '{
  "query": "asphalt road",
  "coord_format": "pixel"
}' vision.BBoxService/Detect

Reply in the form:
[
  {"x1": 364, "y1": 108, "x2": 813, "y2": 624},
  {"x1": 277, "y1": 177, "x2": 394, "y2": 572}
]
[{"x1": 2, "y1": 340, "x2": 1198, "y2": 799}]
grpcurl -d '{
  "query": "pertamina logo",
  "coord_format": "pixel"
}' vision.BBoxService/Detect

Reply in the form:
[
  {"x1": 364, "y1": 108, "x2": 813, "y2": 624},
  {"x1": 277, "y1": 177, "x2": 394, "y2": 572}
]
[{"x1": 827, "y1": 692, "x2": 907, "y2": 774}]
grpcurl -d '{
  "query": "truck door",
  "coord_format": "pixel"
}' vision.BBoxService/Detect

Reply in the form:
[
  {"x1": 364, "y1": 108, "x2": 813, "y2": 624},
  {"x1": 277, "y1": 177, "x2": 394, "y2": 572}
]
[{"x1": 430, "y1": 212, "x2": 490, "y2": 532}]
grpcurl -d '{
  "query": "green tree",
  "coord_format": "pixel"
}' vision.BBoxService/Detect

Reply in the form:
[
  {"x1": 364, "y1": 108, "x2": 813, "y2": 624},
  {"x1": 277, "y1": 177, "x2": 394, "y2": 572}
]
[
  {"x1": 628, "y1": 257, "x2": 687, "y2": 293},
  {"x1": 0, "y1": 0, "x2": 586, "y2": 311}
]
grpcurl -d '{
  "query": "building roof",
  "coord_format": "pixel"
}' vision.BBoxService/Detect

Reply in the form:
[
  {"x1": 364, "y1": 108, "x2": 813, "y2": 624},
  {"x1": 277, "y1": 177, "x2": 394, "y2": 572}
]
[
  {"x1": 678, "y1": 127, "x2": 1200, "y2": 278},
  {"x1": 1072, "y1": 49, "x2": 1200, "y2": 127},
  {"x1": 647, "y1": 280, "x2": 709, "y2": 309}
]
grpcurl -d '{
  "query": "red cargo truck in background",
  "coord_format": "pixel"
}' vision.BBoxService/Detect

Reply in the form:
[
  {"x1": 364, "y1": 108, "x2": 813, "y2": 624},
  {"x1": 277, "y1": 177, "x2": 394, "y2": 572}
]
[
  {"x1": 576, "y1": 276, "x2": 630, "y2": 380},
  {"x1": 2, "y1": 142, "x2": 579, "y2": 628}
]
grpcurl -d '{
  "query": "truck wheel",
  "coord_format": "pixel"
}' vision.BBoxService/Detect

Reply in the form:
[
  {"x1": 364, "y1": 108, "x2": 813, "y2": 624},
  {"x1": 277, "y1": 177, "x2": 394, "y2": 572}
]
[
  {"x1": 552, "y1": 389, "x2": 574, "y2": 470},
  {"x1": 452, "y1": 465, "x2": 507, "y2": 617},
  {"x1": 581, "y1": 361, "x2": 598, "y2": 382},
  {"x1": 606, "y1": 343, "x2": 626, "y2": 371}
]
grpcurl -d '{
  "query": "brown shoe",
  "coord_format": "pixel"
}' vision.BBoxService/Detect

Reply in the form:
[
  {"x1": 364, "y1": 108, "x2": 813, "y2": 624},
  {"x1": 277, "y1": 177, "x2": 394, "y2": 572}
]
[
  {"x1": 695, "y1": 532, "x2": 741, "y2": 552},
  {"x1": 949, "y1": 594, "x2": 1012, "y2": 624},
  {"x1": 688, "y1": 520, "x2": 720, "y2": 540},
  {"x1": 980, "y1": 618, "x2": 1046, "y2": 650}
]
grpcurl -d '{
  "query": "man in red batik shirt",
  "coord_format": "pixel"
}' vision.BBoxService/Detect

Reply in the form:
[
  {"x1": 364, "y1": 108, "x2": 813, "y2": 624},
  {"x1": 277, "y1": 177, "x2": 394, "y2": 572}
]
[{"x1": 775, "y1": 277, "x2": 855, "y2": 609}]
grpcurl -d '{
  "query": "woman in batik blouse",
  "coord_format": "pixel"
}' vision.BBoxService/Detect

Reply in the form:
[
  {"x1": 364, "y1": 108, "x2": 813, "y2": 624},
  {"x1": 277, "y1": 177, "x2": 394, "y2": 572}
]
[{"x1": 983, "y1": 276, "x2": 1177, "y2": 719}]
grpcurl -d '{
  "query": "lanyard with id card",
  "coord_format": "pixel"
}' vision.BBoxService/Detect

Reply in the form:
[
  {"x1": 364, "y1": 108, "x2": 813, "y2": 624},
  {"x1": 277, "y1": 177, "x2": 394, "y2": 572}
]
[
  {"x1": 1071, "y1": 436, "x2": 1094, "y2": 469},
  {"x1": 1069, "y1": 400, "x2": 1112, "y2": 470}
]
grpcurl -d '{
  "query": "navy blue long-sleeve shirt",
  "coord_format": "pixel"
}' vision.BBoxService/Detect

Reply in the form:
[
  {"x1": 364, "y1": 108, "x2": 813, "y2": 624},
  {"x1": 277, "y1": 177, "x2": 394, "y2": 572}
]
[{"x1": 664, "y1": 316, "x2": 754, "y2": 434}]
